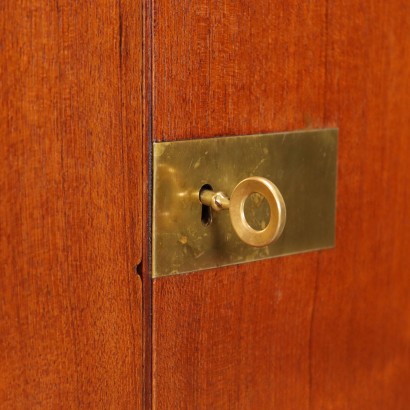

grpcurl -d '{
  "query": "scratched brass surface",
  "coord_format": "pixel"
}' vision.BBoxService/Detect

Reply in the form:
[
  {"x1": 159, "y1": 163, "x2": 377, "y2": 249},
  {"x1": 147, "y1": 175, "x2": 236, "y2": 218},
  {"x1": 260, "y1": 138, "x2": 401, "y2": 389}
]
[{"x1": 152, "y1": 129, "x2": 338, "y2": 278}]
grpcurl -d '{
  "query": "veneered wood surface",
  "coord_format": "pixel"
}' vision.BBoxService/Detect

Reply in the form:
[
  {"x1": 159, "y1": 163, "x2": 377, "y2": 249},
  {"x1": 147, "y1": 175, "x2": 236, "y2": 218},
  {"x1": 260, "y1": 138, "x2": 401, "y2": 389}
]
[
  {"x1": 152, "y1": 0, "x2": 410, "y2": 408},
  {"x1": 0, "y1": 1, "x2": 144, "y2": 408}
]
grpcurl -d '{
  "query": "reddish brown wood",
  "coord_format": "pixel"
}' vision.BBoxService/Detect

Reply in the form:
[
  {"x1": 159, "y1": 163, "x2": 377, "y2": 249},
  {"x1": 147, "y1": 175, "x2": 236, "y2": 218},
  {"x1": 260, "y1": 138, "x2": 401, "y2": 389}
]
[
  {"x1": 0, "y1": 1, "x2": 144, "y2": 407},
  {"x1": 153, "y1": 0, "x2": 328, "y2": 140},
  {"x1": 152, "y1": 0, "x2": 410, "y2": 408}
]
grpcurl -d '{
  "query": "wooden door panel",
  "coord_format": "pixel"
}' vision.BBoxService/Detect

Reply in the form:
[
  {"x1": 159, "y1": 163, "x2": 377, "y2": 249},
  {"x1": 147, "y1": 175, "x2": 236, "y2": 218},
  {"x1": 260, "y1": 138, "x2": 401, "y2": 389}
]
[
  {"x1": 153, "y1": 0, "x2": 327, "y2": 140},
  {"x1": 0, "y1": 1, "x2": 143, "y2": 407},
  {"x1": 151, "y1": 0, "x2": 410, "y2": 408}
]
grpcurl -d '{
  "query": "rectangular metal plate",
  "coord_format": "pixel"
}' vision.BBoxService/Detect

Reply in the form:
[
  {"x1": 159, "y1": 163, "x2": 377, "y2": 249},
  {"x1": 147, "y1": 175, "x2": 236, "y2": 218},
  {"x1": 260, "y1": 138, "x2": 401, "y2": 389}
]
[{"x1": 152, "y1": 129, "x2": 338, "y2": 278}]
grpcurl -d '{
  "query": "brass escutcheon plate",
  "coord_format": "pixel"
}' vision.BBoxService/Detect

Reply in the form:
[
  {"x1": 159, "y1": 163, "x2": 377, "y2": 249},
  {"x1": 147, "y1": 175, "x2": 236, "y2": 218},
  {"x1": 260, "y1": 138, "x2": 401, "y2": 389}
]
[{"x1": 152, "y1": 129, "x2": 338, "y2": 278}]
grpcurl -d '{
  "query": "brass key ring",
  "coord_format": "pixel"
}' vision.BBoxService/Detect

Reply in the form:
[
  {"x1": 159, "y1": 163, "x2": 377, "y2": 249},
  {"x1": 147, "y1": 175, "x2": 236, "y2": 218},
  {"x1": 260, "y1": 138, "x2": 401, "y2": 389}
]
[
  {"x1": 199, "y1": 176, "x2": 286, "y2": 247},
  {"x1": 230, "y1": 177, "x2": 286, "y2": 247}
]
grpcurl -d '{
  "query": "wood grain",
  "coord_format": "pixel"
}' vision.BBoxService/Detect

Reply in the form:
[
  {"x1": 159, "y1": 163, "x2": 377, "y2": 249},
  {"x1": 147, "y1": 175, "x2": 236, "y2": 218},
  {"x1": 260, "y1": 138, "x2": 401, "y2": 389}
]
[
  {"x1": 152, "y1": 0, "x2": 410, "y2": 408},
  {"x1": 0, "y1": 1, "x2": 144, "y2": 407}
]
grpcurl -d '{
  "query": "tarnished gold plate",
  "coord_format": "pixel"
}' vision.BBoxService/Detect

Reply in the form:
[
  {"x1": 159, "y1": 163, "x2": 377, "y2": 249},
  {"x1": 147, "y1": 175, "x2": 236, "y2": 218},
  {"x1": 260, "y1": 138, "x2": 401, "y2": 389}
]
[{"x1": 152, "y1": 129, "x2": 338, "y2": 278}]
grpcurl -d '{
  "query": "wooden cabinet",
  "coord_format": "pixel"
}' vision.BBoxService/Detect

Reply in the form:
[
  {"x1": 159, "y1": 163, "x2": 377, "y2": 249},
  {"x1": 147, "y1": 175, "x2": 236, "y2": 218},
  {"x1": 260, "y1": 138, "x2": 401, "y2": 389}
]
[
  {"x1": 1, "y1": 1, "x2": 143, "y2": 407},
  {"x1": 1, "y1": 1, "x2": 410, "y2": 408}
]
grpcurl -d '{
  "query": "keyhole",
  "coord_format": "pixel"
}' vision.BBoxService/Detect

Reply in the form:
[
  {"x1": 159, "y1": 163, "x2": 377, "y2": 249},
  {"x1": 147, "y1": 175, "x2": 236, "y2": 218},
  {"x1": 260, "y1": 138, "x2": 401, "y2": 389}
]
[{"x1": 199, "y1": 184, "x2": 213, "y2": 226}]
